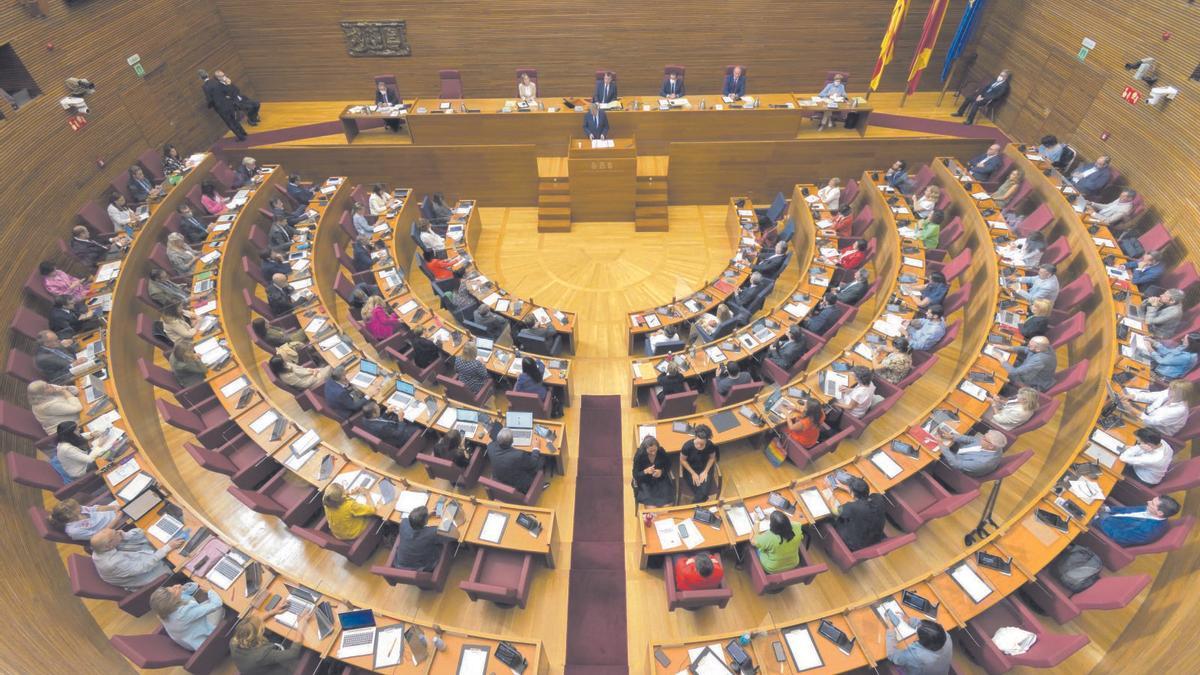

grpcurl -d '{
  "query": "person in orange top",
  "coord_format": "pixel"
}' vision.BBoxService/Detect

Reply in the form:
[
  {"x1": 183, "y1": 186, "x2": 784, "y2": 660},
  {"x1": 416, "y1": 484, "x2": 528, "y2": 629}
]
[
  {"x1": 836, "y1": 240, "x2": 868, "y2": 271},
  {"x1": 673, "y1": 552, "x2": 724, "y2": 591},
  {"x1": 830, "y1": 205, "x2": 854, "y2": 243},
  {"x1": 423, "y1": 249, "x2": 455, "y2": 281},
  {"x1": 787, "y1": 398, "x2": 824, "y2": 448}
]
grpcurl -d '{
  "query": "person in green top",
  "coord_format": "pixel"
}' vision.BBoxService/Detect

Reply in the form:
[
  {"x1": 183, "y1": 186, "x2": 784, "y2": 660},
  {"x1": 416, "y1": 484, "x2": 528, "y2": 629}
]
[
  {"x1": 753, "y1": 510, "x2": 804, "y2": 573},
  {"x1": 915, "y1": 209, "x2": 944, "y2": 250}
]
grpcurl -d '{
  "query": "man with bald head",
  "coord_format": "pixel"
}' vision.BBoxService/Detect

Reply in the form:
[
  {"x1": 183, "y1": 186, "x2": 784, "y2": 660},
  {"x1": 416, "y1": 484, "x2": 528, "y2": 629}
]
[
  {"x1": 938, "y1": 428, "x2": 1008, "y2": 477},
  {"x1": 968, "y1": 144, "x2": 1004, "y2": 182},
  {"x1": 999, "y1": 335, "x2": 1057, "y2": 393},
  {"x1": 486, "y1": 427, "x2": 543, "y2": 494},
  {"x1": 266, "y1": 272, "x2": 296, "y2": 317},
  {"x1": 91, "y1": 528, "x2": 183, "y2": 591}
]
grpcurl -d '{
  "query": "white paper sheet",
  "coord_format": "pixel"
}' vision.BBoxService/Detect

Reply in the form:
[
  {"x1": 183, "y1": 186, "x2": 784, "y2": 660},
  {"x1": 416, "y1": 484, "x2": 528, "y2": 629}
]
[
  {"x1": 799, "y1": 489, "x2": 832, "y2": 518},
  {"x1": 479, "y1": 511, "x2": 508, "y2": 543},
  {"x1": 249, "y1": 410, "x2": 279, "y2": 434},
  {"x1": 871, "y1": 451, "x2": 903, "y2": 478},
  {"x1": 678, "y1": 519, "x2": 705, "y2": 549},
  {"x1": 876, "y1": 601, "x2": 917, "y2": 640},
  {"x1": 654, "y1": 518, "x2": 682, "y2": 549},
  {"x1": 950, "y1": 564, "x2": 993, "y2": 602},
  {"x1": 783, "y1": 627, "x2": 823, "y2": 671}
]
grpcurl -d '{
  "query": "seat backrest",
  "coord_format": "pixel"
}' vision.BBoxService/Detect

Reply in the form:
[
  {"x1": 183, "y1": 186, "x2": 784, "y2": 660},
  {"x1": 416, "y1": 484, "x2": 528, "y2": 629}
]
[
  {"x1": 156, "y1": 398, "x2": 203, "y2": 434},
  {"x1": 910, "y1": 165, "x2": 935, "y2": 195},
  {"x1": 137, "y1": 356, "x2": 182, "y2": 393},
  {"x1": 766, "y1": 192, "x2": 788, "y2": 221},
  {"x1": 664, "y1": 65, "x2": 686, "y2": 78},
  {"x1": 1048, "y1": 311, "x2": 1085, "y2": 347},
  {"x1": 1042, "y1": 237, "x2": 1071, "y2": 266},
  {"x1": 1053, "y1": 275, "x2": 1095, "y2": 310},
  {"x1": 1046, "y1": 358, "x2": 1090, "y2": 397},
  {"x1": 515, "y1": 68, "x2": 538, "y2": 84},
  {"x1": 1138, "y1": 223, "x2": 1172, "y2": 254},
  {"x1": 842, "y1": 179, "x2": 859, "y2": 206},
  {"x1": 942, "y1": 282, "x2": 972, "y2": 316},
  {"x1": 6, "y1": 347, "x2": 41, "y2": 384},
  {"x1": 1015, "y1": 203, "x2": 1053, "y2": 238},
  {"x1": 438, "y1": 69, "x2": 463, "y2": 99},
  {"x1": 0, "y1": 400, "x2": 50, "y2": 441},
  {"x1": 1161, "y1": 261, "x2": 1200, "y2": 296},
  {"x1": 6, "y1": 451, "x2": 63, "y2": 491},
  {"x1": 11, "y1": 305, "x2": 48, "y2": 341},
  {"x1": 929, "y1": 320, "x2": 961, "y2": 353},
  {"x1": 658, "y1": 387, "x2": 699, "y2": 417},
  {"x1": 76, "y1": 200, "x2": 113, "y2": 235}
]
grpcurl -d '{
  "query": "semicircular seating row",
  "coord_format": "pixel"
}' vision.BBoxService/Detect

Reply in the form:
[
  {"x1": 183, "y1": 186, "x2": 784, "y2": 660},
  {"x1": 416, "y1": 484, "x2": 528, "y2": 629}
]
[
  {"x1": 4, "y1": 154, "x2": 553, "y2": 674},
  {"x1": 643, "y1": 148, "x2": 1199, "y2": 674}
]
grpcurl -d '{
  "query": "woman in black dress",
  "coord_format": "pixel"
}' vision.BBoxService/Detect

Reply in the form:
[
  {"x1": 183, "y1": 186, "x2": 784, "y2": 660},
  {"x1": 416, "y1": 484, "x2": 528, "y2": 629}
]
[
  {"x1": 632, "y1": 435, "x2": 674, "y2": 507},
  {"x1": 680, "y1": 424, "x2": 720, "y2": 503}
]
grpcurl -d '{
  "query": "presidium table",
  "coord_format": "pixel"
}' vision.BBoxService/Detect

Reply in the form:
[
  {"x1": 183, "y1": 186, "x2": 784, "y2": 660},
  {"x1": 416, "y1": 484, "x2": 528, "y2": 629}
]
[{"x1": 338, "y1": 93, "x2": 873, "y2": 230}]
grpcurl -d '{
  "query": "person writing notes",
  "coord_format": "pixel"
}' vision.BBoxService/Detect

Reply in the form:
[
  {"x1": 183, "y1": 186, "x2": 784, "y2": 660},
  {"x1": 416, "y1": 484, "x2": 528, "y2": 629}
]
[
  {"x1": 583, "y1": 102, "x2": 609, "y2": 140},
  {"x1": 723, "y1": 66, "x2": 746, "y2": 98},
  {"x1": 375, "y1": 81, "x2": 402, "y2": 132},
  {"x1": 517, "y1": 72, "x2": 537, "y2": 106},
  {"x1": 661, "y1": 72, "x2": 685, "y2": 99},
  {"x1": 816, "y1": 73, "x2": 847, "y2": 129},
  {"x1": 594, "y1": 71, "x2": 618, "y2": 104}
]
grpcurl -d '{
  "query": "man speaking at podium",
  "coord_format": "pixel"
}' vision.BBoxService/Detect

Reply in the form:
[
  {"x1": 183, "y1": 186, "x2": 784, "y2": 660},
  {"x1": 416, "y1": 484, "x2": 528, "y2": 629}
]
[{"x1": 583, "y1": 102, "x2": 610, "y2": 140}]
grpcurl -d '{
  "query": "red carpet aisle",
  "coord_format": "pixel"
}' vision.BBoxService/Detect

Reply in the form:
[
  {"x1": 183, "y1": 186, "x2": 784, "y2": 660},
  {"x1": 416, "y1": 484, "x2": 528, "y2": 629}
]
[{"x1": 565, "y1": 395, "x2": 629, "y2": 674}]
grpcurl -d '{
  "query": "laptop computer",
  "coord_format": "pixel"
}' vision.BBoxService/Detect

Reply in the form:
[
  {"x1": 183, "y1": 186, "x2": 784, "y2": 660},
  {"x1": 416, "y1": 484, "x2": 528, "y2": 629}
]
[
  {"x1": 454, "y1": 409, "x2": 480, "y2": 437},
  {"x1": 349, "y1": 360, "x2": 379, "y2": 389},
  {"x1": 386, "y1": 380, "x2": 416, "y2": 409},
  {"x1": 506, "y1": 411, "x2": 534, "y2": 447},
  {"x1": 336, "y1": 609, "x2": 378, "y2": 658},
  {"x1": 146, "y1": 511, "x2": 185, "y2": 542},
  {"x1": 205, "y1": 550, "x2": 248, "y2": 590},
  {"x1": 475, "y1": 337, "x2": 494, "y2": 361},
  {"x1": 276, "y1": 584, "x2": 320, "y2": 628}
]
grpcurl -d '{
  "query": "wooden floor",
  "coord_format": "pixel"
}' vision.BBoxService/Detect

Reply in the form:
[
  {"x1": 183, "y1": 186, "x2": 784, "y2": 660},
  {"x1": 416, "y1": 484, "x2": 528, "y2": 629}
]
[
  {"x1": 234, "y1": 92, "x2": 993, "y2": 150},
  {"x1": 62, "y1": 203, "x2": 1167, "y2": 674}
]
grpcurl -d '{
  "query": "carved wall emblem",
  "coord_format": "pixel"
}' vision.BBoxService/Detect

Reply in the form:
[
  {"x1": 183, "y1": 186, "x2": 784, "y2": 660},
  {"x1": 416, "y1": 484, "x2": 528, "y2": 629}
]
[{"x1": 341, "y1": 21, "x2": 411, "y2": 57}]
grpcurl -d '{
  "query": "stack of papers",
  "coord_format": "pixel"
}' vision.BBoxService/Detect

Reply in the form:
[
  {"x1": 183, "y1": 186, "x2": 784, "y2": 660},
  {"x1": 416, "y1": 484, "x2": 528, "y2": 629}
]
[
  {"x1": 876, "y1": 601, "x2": 916, "y2": 639},
  {"x1": 799, "y1": 488, "x2": 832, "y2": 518},
  {"x1": 653, "y1": 518, "x2": 681, "y2": 549},
  {"x1": 871, "y1": 451, "x2": 903, "y2": 478}
]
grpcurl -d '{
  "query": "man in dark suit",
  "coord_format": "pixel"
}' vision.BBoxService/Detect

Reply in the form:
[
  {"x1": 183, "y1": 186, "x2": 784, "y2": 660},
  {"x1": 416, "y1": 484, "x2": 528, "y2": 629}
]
[
  {"x1": 594, "y1": 71, "x2": 618, "y2": 104},
  {"x1": 214, "y1": 70, "x2": 259, "y2": 125},
  {"x1": 953, "y1": 69, "x2": 1010, "y2": 125},
  {"x1": 583, "y1": 103, "x2": 609, "y2": 140},
  {"x1": 1070, "y1": 156, "x2": 1113, "y2": 196},
  {"x1": 968, "y1": 144, "x2": 1004, "y2": 182},
  {"x1": 723, "y1": 66, "x2": 746, "y2": 98},
  {"x1": 714, "y1": 361, "x2": 753, "y2": 397},
  {"x1": 69, "y1": 226, "x2": 127, "y2": 267},
  {"x1": 392, "y1": 507, "x2": 443, "y2": 571},
  {"x1": 661, "y1": 72, "x2": 685, "y2": 99},
  {"x1": 286, "y1": 174, "x2": 314, "y2": 204},
  {"x1": 753, "y1": 242, "x2": 789, "y2": 278},
  {"x1": 267, "y1": 273, "x2": 297, "y2": 317},
  {"x1": 834, "y1": 268, "x2": 870, "y2": 305},
  {"x1": 832, "y1": 477, "x2": 887, "y2": 550},
  {"x1": 472, "y1": 305, "x2": 509, "y2": 339},
  {"x1": 351, "y1": 234, "x2": 374, "y2": 274},
  {"x1": 407, "y1": 325, "x2": 443, "y2": 368},
  {"x1": 800, "y1": 296, "x2": 843, "y2": 336},
  {"x1": 486, "y1": 428, "x2": 543, "y2": 494},
  {"x1": 359, "y1": 402, "x2": 417, "y2": 447},
  {"x1": 375, "y1": 81, "x2": 403, "y2": 132},
  {"x1": 205, "y1": 69, "x2": 247, "y2": 141},
  {"x1": 176, "y1": 205, "x2": 210, "y2": 244},
  {"x1": 233, "y1": 157, "x2": 258, "y2": 189},
  {"x1": 728, "y1": 272, "x2": 772, "y2": 314},
  {"x1": 269, "y1": 197, "x2": 308, "y2": 228},
  {"x1": 324, "y1": 367, "x2": 369, "y2": 418},
  {"x1": 260, "y1": 251, "x2": 292, "y2": 280},
  {"x1": 49, "y1": 296, "x2": 100, "y2": 338},
  {"x1": 35, "y1": 330, "x2": 80, "y2": 383},
  {"x1": 765, "y1": 325, "x2": 808, "y2": 371},
  {"x1": 268, "y1": 216, "x2": 296, "y2": 253}
]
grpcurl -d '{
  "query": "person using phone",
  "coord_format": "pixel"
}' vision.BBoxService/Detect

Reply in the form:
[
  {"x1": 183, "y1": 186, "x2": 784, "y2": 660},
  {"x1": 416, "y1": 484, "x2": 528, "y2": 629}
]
[
  {"x1": 828, "y1": 476, "x2": 886, "y2": 550},
  {"x1": 786, "y1": 398, "x2": 824, "y2": 448},
  {"x1": 231, "y1": 607, "x2": 313, "y2": 673},
  {"x1": 632, "y1": 436, "x2": 674, "y2": 506}
]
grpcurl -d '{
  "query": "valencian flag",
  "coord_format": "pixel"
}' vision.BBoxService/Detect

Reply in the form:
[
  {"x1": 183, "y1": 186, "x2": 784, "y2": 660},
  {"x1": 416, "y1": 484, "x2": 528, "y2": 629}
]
[
  {"x1": 869, "y1": 0, "x2": 913, "y2": 92},
  {"x1": 905, "y1": 0, "x2": 951, "y2": 94},
  {"x1": 941, "y1": 0, "x2": 989, "y2": 81}
]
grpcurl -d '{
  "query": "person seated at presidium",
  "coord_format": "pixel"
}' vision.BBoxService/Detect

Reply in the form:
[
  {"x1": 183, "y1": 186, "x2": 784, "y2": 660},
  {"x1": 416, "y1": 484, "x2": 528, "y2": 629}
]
[
  {"x1": 375, "y1": 81, "x2": 402, "y2": 132},
  {"x1": 815, "y1": 73, "x2": 847, "y2": 130},
  {"x1": 517, "y1": 72, "x2": 537, "y2": 105},
  {"x1": 322, "y1": 482, "x2": 380, "y2": 541},
  {"x1": 487, "y1": 428, "x2": 543, "y2": 493},
  {"x1": 1093, "y1": 496, "x2": 1180, "y2": 547},
  {"x1": 953, "y1": 69, "x2": 1010, "y2": 125},
  {"x1": 723, "y1": 66, "x2": 746, "y2": 98},
  {"x1": 673, "y1": 552, "x2": 724, "y2": 591},
  {"x1": 151, "y1": 582, "x2": 225, "y2": 651},
  {"x1": 660, "y1": 72, "x2": 685, "y2": 99},
  {"x1": 583, "y1": 102, "x2": 609, "y2": 140},
  {"x1": 633, "y1": 436, "x2": 674, "y2": 507},
  {"x1": 1037, "y1": 134, "x2": 1064, "y2": 164},
  {"x1": 680, "y1": 424, "x2": 719, "y2": 503},
  {"x1": 968, "y1": 144, "x2": 1004, "y2": 182},
  {"x1": 594, "y1": 71, "x2": 618, "y2": 104}
]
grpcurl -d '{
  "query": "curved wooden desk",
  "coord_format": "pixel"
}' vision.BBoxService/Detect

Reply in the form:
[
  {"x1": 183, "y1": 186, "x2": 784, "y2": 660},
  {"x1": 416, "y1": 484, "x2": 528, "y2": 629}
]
[{"x1": 95, "y1": 160, "x2": 548, "y2": 673}]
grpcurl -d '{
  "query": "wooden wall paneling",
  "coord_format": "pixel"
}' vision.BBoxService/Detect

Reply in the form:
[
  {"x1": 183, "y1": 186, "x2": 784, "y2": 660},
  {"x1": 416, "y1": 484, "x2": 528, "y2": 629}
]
[
  {"x1": 665, "y1": 137, "x2": 994, "y2": 204},
  {"x1": 0, "y1": 2, "x2": 235, "y2": 672},
  {"x1": 212, "y1": 0, "x2": 966, "y2": 100},
  {"x1": 967, "y1": 0, "x2": 1200, "y2": 266},
  {"x1": 233, "y1": 145, "x2": 540, "y2": 207}
]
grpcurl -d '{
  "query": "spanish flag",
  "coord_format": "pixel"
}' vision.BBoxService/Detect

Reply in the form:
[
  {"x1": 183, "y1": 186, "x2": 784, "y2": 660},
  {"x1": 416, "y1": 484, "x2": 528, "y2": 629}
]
[
  {"x1": 869, "y1": 0, "x2": 913, "y2": 92},
  {"x1": 906, "y1": 0, "x2": 951, "y2": 94}
]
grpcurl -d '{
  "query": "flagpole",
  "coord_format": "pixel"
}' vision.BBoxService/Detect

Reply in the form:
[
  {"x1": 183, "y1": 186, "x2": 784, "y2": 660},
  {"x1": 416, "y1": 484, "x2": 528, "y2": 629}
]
[{"x1": 937, "y1": 59, "x2": 962, "y2": 107}]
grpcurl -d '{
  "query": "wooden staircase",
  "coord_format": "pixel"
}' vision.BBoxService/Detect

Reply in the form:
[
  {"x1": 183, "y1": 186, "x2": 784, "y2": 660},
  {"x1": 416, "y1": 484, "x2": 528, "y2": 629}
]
[
  {"x1": 537, "y1": 157, "x2": 571, "y2": 232},
  {"x1": 635, "y1": 155, "x2": 669, "y2": 232}
]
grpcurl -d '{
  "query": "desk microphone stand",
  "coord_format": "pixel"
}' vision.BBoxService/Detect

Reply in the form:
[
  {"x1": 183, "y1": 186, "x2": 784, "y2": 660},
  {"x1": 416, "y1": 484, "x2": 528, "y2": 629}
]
[{"x1": 964, "y1": 478, "x2": 1003, "y2": 546}]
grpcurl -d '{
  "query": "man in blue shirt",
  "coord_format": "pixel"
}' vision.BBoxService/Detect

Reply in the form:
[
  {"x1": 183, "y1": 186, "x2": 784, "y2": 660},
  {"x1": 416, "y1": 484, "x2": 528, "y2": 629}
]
[
  {"x1": 887, "y1": 618, "x2": 953, "y2": 674},
  {"x1": 722, "y1": 66, "x2": 746, "y2": 98},
  {"x1": 912, "y1": 272, "x2": 948, "y2": 310},
  {"x1": 1148, "y1": 333, "x2": 1200, "y2": 381},
  {"x1": 1010, "y1": 264, "x2": 1060, "y2": 304},
  {"x1": 905, "y1": 305, "x2": 947, "y2": 351},
  {"x1": 1093, "y1": 496, "x2": 1180, "y2": 547}
]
